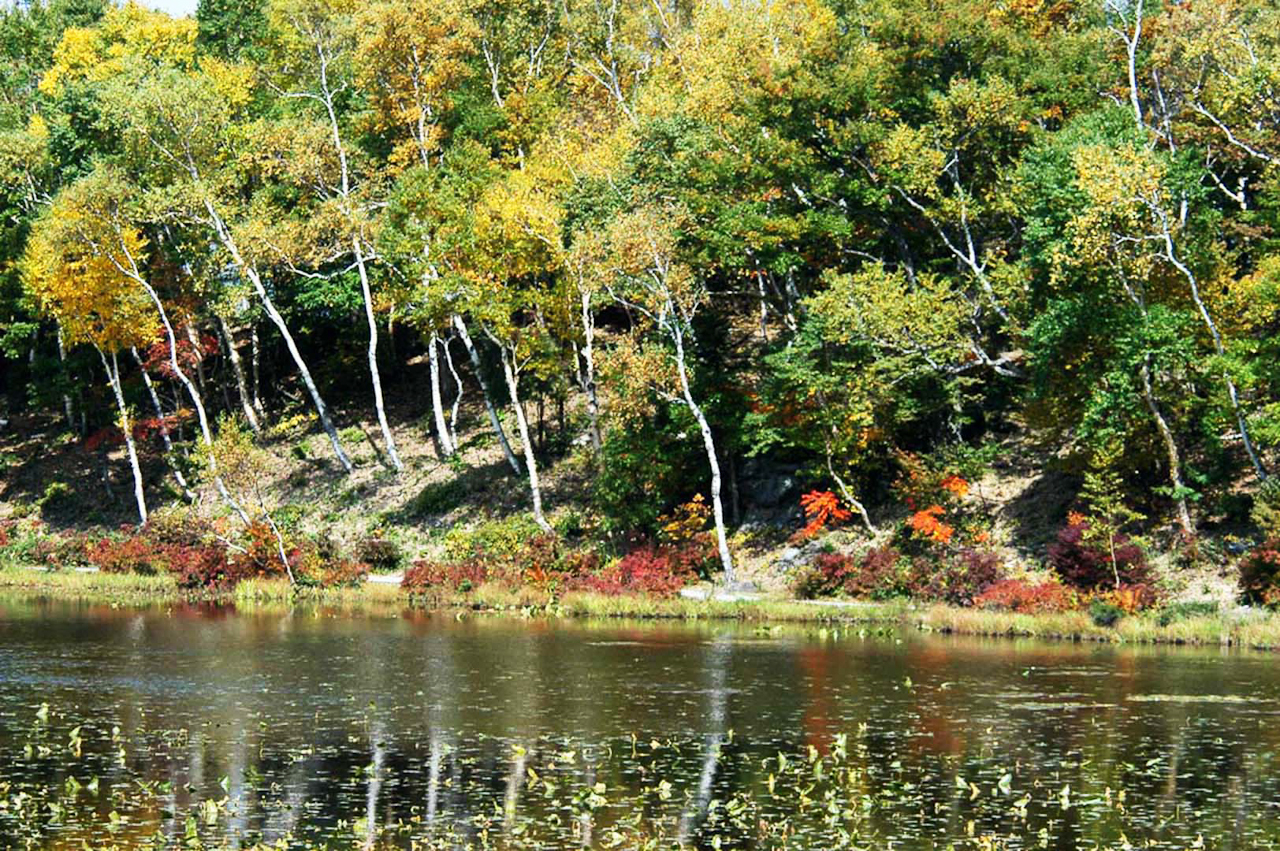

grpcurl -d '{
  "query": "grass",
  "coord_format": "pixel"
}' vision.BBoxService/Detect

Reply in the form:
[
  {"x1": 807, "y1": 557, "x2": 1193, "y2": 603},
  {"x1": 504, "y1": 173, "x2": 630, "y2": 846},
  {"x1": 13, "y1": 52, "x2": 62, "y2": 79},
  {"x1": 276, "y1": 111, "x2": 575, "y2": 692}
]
[
  {"x1": 7, "y1": 563, "x2": 1280, "y2": 649},
  {"x1": 917, "y1": 603, "x2": 1280, "y2": 649}
]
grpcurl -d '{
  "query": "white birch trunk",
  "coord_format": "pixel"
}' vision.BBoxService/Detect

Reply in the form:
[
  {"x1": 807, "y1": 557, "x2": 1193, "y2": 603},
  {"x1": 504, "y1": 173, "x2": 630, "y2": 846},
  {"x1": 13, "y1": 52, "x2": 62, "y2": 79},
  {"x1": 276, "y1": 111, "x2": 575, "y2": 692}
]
[
  {"x1": 353, "y1": 235, "x2": 402, "y2": 472},
  {"x1": 216, "y1": 315, "x2": 261, "y2": 436},
  {"x1": 672, "y1": 325, "x2": 734, "y2": 582},
  {"x1": 131, "y1": 346, "x2": 195, "y2": 501},
  {"x1": 452, "y1": 314, "x2": 522, "y2": 476},
  {"x1": 495, "y1": 340, "x2": 551, "y2": 532},
  {"x1": 203, "y1": 200, "x2": 353, "y2": 473},
  {"x1": 428, "y1": 334, "x2": 455, "y2": 457},
  {"x1": 100, "y1": 348, "x2": 147, "y2": 525},
  {"x1": 579, "y1": 291, "x2": 602, "y2": 453}
]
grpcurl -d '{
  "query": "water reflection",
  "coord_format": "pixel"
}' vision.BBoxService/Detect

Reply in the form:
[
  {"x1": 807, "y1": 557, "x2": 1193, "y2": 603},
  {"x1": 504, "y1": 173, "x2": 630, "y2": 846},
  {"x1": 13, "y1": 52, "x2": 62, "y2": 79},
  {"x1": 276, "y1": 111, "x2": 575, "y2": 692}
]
[{"x1": 2, "y1": 600, "x2": 1280, "y2": 848}]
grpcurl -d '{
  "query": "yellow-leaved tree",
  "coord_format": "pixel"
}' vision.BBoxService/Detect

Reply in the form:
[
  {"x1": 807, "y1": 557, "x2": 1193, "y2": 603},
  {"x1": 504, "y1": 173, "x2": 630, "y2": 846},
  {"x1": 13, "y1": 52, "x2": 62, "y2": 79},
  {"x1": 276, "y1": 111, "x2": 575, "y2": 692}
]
[{"x1": 22, "y1": 188, "x2": 154, "y2": 524}]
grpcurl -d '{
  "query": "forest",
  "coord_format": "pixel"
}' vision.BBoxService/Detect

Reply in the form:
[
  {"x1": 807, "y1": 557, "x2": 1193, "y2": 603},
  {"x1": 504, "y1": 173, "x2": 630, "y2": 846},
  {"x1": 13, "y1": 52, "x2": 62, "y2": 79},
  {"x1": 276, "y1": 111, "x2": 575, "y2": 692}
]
[{"x1": 2, "y1": 0, "x2": 1280, "y2": 608}]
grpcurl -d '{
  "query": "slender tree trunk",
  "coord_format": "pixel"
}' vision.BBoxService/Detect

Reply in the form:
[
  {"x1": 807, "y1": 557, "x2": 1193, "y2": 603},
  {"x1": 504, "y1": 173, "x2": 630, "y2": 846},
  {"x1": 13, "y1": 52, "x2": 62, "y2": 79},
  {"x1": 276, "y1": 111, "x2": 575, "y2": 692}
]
[
  {"x1": 216, "y1": 315, "x2": 261, "y2": 436},
  {"x1": 204, "y1": 202, "x2": 352, "y2": 473},
  {"x1": 443, "y1": 335, "x2": 464, "y2": 449},
  {"x1": 495, "y1": 340, "x2": 551, "y2": 532},
  {"x1": 250, "y1": 322, "x2": 265, "y2": 420},
  {"x1": 672, "y1": 327, "x2": 734, "y2": 582},
  {"x1": 1140, "y1": 358, "x2": 1194, "y2": 535},
  {"x1": 579, "y1": 291, "x2": 602, "y2": 453},
  {"x1": 131, "y1": 346, "x2": 195, "y2": 501},
  {"x1": 452, "y1": 315, "x2": 522, "y2": 476},
  {"x1": 1158, "y1": 221, "x2": 1267, "y2": 481},
  {"x1": 138, "y1": 283, "x2": 251, "y2": 527},
  {"x1": 428, "y1": 334, "x2": 455, "y2": 458},
  {"x1": 55, "y1": 322, "x2": 73, "y2": 428},
  {"x1": 184, "y1": 322, "x2": 208, "y2": 395},
  {"x1": 352, "y1": 235, "x2": 402, "y2": 472},
  {"x1": 826, "y1": 451, "x2": 877, "y2": 534},
  {"x1": 100, "y1": 348, "x2": 147, "y2": 525}
]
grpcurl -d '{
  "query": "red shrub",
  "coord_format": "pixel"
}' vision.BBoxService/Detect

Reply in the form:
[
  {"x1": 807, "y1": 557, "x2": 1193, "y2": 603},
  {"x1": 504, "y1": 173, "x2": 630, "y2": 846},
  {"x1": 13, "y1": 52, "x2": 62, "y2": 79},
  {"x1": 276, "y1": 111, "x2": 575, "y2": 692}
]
[
  {"x1": 846, "y1": 546, "x2": 907, "y2": 599},
  {"x1": 402, "y1": 558, "x2": 490, "y2": 593},
  {"x1": 169, "y1": 545, "x2": 234, "y2": 591},
  {"x1": 321, "y1": 559, "x2": 370, "y2": 588},
  {"x1": 569, "y1": 544, "x2": 692, "y2": 597},
  {"x1": 907, "y1": 548, "x2": 1005, "y2": 605},
  {"x1": 790, "y1": 552, "x2": 857, "y2": 599},
  {"x1": 228, "y1": 521, "x2": 291, "y2": 581},
  {"x1": 1049, "y1": 522, "x2": 1150, "y2": 590},
  {"x1": 87, "y1": 533, "x2": 166, "y2": 575},
  {"x1": 1240, "y1": 538, "x2": 1280, "y2": 607},
  {"x1": 975, "y1": 579, "x2": 1076, "y2": 613}
]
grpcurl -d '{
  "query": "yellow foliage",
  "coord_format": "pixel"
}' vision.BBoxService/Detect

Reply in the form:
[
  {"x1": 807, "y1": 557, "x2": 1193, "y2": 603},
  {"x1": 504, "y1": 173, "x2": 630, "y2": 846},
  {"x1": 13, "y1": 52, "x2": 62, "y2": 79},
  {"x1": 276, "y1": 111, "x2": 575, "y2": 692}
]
[
  {"x1": 40, "y1": 2, "x2": 197, "y2": 95},
  {"x1": 22, "y1": 193, "x2": 153, "y2": 352}
]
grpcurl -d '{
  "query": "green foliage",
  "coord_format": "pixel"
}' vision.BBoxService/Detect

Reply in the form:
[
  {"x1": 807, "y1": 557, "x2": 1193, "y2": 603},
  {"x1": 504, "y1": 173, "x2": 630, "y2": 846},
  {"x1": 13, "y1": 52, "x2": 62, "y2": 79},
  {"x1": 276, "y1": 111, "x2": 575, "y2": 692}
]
[{"x1": 1089, "y1": 599, "x2": 1124, "y2": 628}]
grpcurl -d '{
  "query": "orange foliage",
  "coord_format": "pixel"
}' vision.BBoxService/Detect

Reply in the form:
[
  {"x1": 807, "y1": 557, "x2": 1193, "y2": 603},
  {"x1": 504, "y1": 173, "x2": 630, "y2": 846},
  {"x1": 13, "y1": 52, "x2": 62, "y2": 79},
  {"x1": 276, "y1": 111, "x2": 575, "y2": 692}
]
[
  {"x1": 799, "y1": 490, "x2": 852, "y2": 536},
  {"x1": 908, "y1": 505, "x2": 954, "y2": 545},
  {"x1": 940, "y1": 474, "x2": 970, "y2": 498}
]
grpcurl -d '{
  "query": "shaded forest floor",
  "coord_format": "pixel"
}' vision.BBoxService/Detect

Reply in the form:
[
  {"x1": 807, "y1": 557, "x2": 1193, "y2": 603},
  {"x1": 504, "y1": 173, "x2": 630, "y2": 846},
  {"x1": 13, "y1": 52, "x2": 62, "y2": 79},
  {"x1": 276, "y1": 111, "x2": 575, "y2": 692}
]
[{"x1": 0, "y1": 357, "x2": 1253, "y2": 610}]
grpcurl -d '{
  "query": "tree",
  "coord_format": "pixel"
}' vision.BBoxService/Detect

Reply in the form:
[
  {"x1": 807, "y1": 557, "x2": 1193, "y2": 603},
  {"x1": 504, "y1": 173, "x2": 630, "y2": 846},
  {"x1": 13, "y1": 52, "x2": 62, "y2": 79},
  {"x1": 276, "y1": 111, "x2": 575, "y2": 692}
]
[
  {"x1": 605, "y1": 205, "x2": 735, "y2": 582},
  {"x1": 22, "y1": 185, "x2": 154, "y2": 523}
]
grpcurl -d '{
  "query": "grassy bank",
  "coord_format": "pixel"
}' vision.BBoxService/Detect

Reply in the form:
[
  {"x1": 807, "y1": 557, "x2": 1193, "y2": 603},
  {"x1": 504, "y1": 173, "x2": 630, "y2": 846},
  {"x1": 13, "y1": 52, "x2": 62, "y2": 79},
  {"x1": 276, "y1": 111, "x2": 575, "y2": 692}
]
[
  {"x1": 916, "y1": 603, "x2": 1280, "y2": 650},
  {"x1": 8, "y1": 565, "x2": 1280, "y2": 649}
]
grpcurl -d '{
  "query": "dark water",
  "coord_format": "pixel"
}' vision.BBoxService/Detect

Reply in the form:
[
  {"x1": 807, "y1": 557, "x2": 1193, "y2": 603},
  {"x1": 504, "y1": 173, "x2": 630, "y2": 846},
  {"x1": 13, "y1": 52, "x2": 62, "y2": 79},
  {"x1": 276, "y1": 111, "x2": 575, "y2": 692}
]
[{"x1": 2, "y1": 599, "x2": 1280, "y2": 849}]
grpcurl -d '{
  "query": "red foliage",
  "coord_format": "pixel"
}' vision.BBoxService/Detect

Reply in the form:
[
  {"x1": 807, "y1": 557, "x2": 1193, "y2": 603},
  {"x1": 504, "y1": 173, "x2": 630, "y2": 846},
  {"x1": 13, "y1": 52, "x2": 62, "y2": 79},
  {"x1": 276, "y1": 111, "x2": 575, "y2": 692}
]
[
  {"x1": 87, "y1": 533, "x2": 167, "y2": 575},
  {"x1": 906, "y1": 548, "x2": 1004, "y2": 605},
  {"x1": 1049, "y1": 522, "x2": 1150, "y2": 590},
  {"x1": 402, "y1": 558, "x2": 491, "y2": 593},
  {"x1": 568, "y1": 544, "x2": 693, "y2": 597},
  {"x1": 169, "y1": 545, "x2": 234, "y2": 591},
  {"x1": 144, "y1": 330, "x2": 219, "y2": 378},
  {"x1": 1240, "y1": 538, "x2": 1280, "y2": 607},
  {"x1": 83, "y1": 427, "x2": 124, "y2": 452},
  {"x1": 799, "y1": 490, "x2": 852, "y2": 537},
  {"x1": 321, "y1": 559, "x2": 370, "y2": 588},
  {"x1": 228, "y1": 521, "x2": 292, "y2": 581},
  {"x1": 132, "y1": 412, "x2": 191, "y2": 442},
  {"x1": 975, "y1": 579, "x2": 1076, "y2": 613}
]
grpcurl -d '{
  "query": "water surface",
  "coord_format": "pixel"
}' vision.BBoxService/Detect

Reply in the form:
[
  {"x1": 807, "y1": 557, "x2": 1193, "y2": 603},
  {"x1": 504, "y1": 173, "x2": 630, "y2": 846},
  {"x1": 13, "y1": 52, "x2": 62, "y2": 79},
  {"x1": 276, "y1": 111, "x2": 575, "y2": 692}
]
[{"x1": 1, "y1": 599, "x2": 1278, "y2": 848}]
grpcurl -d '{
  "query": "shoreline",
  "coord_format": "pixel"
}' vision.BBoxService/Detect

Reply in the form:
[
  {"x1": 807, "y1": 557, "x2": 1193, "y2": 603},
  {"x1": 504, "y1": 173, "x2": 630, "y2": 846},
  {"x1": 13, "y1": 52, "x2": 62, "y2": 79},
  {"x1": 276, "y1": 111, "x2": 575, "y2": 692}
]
[{"x1": 5, "y1": 565, "x2": 1280, "y2": 650}]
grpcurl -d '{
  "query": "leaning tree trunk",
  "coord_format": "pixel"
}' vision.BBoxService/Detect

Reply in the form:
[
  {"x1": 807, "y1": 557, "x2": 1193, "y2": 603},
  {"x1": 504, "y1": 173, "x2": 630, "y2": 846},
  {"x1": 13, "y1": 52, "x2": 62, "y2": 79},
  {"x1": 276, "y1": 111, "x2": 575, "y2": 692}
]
[
  {"x1": 203, "y1": 200, "x2": 352, "y2": 473},
  {"x1": 494, "y1": 339, "x2": 551, "y2": 533},
  {"x1": 428, "y1": 334, "x2": 455, "y2": 458},
  {"x1": 672, "y1": 326, "x2": 735, "y2": 583},
  {"x1": 352, "y1": 235, "x2": 402, "y2": 472},
  {"x1": 443, "y1": 335, "x2": 464, "y2": 449},
  {"x1": 1140, "y1": 358, "x2": 1194, "y2": 536},
  {"x1": 216, "y1": 315, "x2": 261, "y2": 436},
  {"x1": 131, "y1": 346, "x2": 195, "y2": 501},
  {"x1": 99, "y1": 348, "x2": 147, "y2": 525},
  {"x1": 138, "y1": 285, "x2": 251, "y2": 526},
  {"x1": 452, "y1": 315, "x2": 522, "y2": 476}
]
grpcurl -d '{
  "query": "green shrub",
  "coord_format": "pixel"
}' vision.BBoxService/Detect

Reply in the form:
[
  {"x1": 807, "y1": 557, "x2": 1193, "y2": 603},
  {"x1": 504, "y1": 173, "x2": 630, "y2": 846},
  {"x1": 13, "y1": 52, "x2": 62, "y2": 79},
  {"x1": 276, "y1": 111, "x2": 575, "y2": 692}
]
[
  {"x1": 1252, "y1": 478, "x2": 1280, "y2": 539},
  {"x1": 443, "y1": 514, "x2": 542, "y2": 563},
  {"x1": 355, "y1": 536, "x2": 402, "y2": 571},
  {"x1": 1156, "y1": 600, "x2": 1219, "y2": 626},
  {"x1": 1089, "y1": 599, "x2": 1124, "y2": 628}
]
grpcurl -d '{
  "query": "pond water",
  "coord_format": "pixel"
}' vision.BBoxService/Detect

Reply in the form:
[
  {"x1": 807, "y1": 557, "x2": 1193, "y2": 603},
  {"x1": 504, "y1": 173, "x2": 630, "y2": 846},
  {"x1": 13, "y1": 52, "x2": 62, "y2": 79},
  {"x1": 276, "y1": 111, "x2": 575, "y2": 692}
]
[{"x1": 2, "y1": 599, "x2": 1279, "y2": 849}]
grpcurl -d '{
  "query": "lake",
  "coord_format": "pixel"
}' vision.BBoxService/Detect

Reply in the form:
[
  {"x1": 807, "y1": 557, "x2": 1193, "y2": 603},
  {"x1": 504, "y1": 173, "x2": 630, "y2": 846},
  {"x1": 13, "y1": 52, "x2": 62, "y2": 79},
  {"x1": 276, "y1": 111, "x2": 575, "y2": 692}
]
[{"x1": 1, "y1": 598, "x2": 1278, "y2": 849}]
